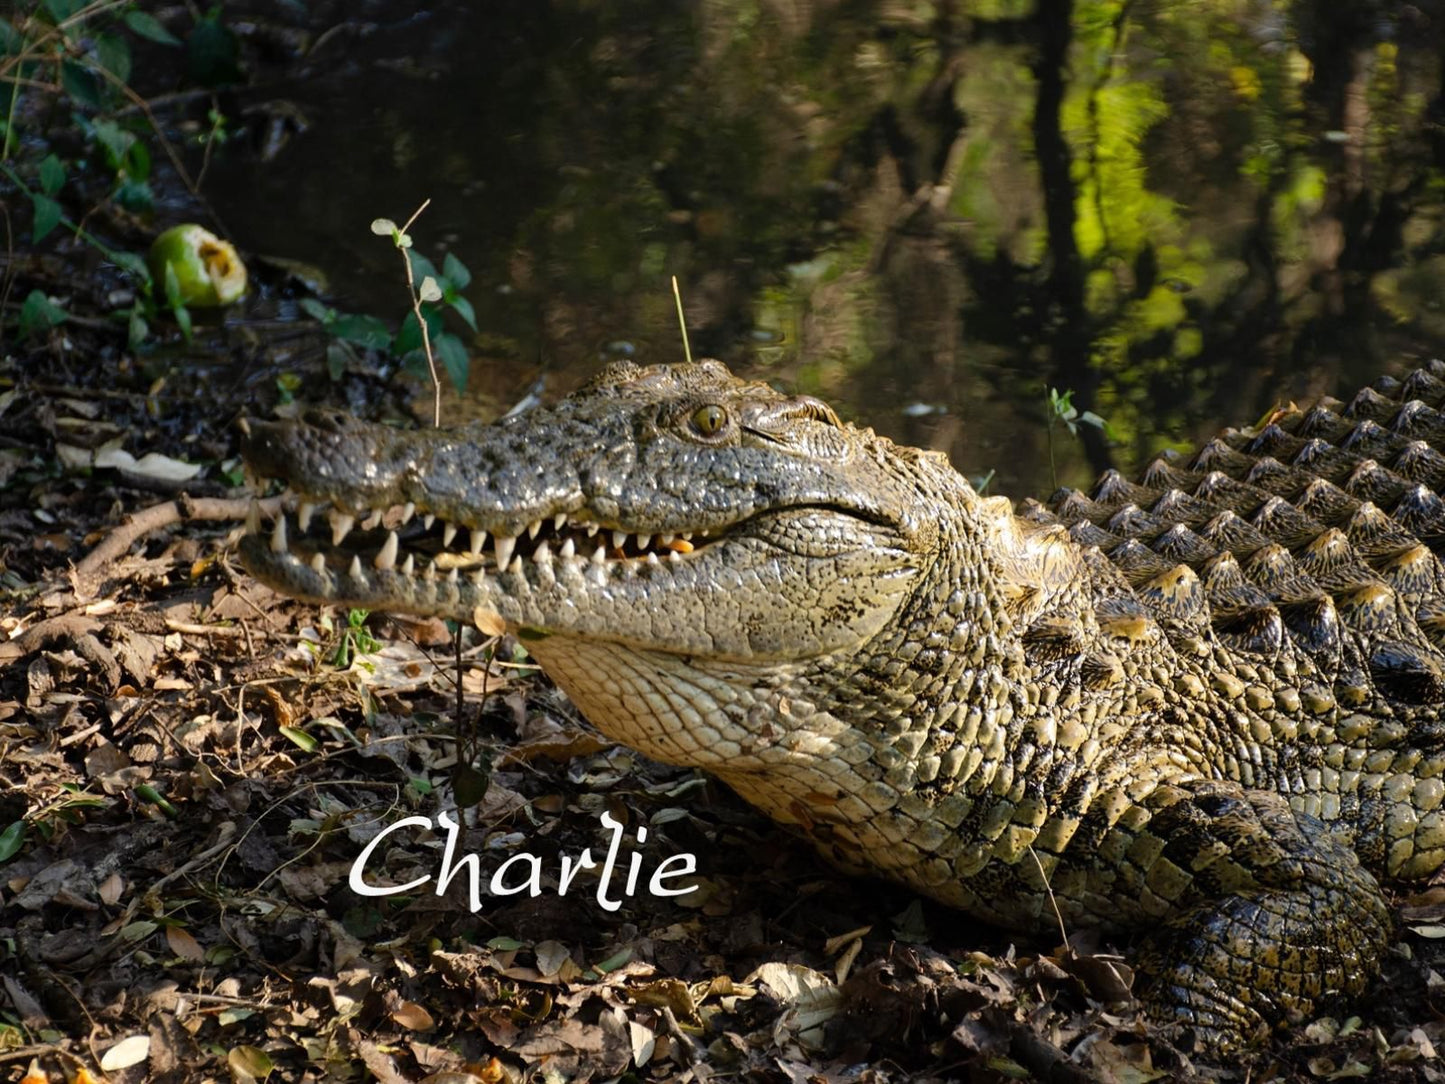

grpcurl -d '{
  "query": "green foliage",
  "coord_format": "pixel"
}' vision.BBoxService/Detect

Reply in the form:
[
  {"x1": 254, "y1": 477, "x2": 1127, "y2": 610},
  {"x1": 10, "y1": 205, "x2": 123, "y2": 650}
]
[
  {"x1": 0, "y1": 819, "x2": 24, "y2": 863},
  {"x1": 18, "y1": 288, "x2": 66, "y2": 338},
  {"x1": 328, "y1": 608, "x2": 382, "y2": 669},
  {"x1": 1046, "y1": 387, "x2": 1108, "y2": 488},
  {"x1": 184, "y1": 7, "x2": 241, "y2": 88},
  {"x1": 0, "y1": 782, "x2": 108, "y2": 864},
  {"x1": 80, "y1": 115, "x2": 154, "y2": 211},
  {"x1": 298, "y1": 299, "x2": 391, "y2": 347},
  {"x1": 124, "y1": 10, "x2": 183, "y2": 47},
  {"x1": 31, "y1": 152, "x2": 62, "y2": 240},
  {"x1": 161, "y1": 261, "x2": 193, "y2": 342},
  {"x1": 134, "y1": 783, "x2": 179, "y2": 817},
  {"x1": 0, "y1": 3, "x2": 241, "y2": 347},
  {"x1": 1047, "y1": 387, "x2": 1108, "y2": 439},
  {"x1": 302, "y1": 228, "x2": 478, "y2": 395},
  {"x1": 3, "y1": 4, "x2": 175, "y2": 209}
]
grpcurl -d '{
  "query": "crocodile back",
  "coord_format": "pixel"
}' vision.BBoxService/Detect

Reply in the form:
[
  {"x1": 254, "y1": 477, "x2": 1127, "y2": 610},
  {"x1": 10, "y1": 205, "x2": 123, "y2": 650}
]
[{"x1": 1022, "y1": 360, "x2": 1445, "y2": 725}]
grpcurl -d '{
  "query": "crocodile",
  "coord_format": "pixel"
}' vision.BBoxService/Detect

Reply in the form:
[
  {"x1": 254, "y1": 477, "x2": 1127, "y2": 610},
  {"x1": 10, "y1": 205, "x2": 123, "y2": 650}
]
[{"x1": 238, "y1": 357, "x2": 1445, "y2": 1050}]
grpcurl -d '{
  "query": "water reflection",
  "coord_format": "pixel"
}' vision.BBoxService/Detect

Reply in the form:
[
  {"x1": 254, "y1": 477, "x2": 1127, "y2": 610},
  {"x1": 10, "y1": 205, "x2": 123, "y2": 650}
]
[{"x1": 204, "y1": 0, "x2": 1445, "y2": 497}]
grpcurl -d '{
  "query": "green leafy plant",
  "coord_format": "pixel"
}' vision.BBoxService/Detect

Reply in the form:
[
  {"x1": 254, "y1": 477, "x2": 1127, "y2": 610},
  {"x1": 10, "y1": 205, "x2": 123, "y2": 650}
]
[
  {"x1": 0, "y1": 782, "x2": 109, "y2": 864},
  {"x1": 329, "y1": 607, "x2": 382, "y2": 669},
  {"x1": 297, "y1": 298, "x2": 392, "y2": 381},
  {"x1": 394, "y1": 247, "x2": 477, "y2": 399},
  {"x1": 1, "y1": 3, "x2": 238, "y2": 347},
  {"x1": 299, "y1": 215, "x2": 477, "y2": 423},
  {"x1": 372, "y1": 205, "x2": 476, "y2": 424},
  {"x1": 2, "y1": 3, "x2": 181, "y2": 208},
  {"x1": 1046, "y1": 387, "x2": 1109, "y2": 488}
]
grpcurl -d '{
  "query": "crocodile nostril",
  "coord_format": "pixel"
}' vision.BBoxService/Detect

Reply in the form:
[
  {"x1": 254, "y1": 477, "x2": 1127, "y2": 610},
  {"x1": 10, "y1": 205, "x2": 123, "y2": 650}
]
[{"x1": 303, "y1": 408, "x2": 355, "y2": 432}]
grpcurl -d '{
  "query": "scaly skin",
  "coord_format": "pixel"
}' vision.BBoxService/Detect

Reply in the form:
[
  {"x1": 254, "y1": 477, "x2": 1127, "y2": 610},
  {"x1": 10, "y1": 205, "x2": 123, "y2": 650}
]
[{"x1": 240, "y1": 358, "x2": 1445, "y2": 1049}]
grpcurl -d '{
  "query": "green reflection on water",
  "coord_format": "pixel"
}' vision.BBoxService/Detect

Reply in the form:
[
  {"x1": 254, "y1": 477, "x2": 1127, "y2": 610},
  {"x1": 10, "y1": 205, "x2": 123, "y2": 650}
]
[{"x1": 206, "y1": 0, "x2": 1445, "y2": 496}]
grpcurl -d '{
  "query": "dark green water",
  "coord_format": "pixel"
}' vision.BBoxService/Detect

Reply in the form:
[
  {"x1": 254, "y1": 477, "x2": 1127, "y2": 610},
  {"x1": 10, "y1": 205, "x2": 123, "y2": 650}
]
[{"x1": 202, "y1": 0, "x2": 1445, "y2": 498}]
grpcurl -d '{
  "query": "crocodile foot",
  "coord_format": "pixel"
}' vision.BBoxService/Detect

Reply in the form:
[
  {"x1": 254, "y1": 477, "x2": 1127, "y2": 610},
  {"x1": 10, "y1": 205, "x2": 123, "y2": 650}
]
[{"x1": 1135, "y1": 784, "x2": 1390, "y2": 1051}]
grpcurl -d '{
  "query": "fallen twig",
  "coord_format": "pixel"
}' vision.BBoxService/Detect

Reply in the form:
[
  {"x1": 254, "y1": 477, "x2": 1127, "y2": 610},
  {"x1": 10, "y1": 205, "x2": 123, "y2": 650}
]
[{"x1": 75, "y1": 494, "x2": 280, "y2": 581}]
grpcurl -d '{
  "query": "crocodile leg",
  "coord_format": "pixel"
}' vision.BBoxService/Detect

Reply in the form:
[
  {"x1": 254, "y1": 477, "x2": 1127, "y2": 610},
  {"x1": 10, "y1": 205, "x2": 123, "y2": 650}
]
[{"x1": 1132, "y1": 780, "x2": 1391, "y2": 1050}]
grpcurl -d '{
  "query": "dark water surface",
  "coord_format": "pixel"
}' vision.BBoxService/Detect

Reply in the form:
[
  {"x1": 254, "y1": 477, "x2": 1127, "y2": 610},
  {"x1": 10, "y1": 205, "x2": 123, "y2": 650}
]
[{"x1": 203, "y1": 0, "x2": 1445, "y2": 498}]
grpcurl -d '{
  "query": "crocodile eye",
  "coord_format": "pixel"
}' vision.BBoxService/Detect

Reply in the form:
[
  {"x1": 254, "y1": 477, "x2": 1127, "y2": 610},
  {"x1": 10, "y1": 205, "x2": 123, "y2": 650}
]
[{"x1": 691, "y1": 404, "x2": 728, "y2": 436}]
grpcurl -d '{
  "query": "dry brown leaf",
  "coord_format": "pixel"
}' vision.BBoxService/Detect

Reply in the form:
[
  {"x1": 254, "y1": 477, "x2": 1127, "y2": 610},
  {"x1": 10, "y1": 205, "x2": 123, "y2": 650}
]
[
  {"x1": 534, "y1": 940, "x2": 572, "y2": 979},
  {"x1": 823, "y1": 925, "x2": 873, "y2": 954},
  {"x1": 99, "y1": 1034, "x2": 150, "y2": 1071},
  {"x1": 1060, "y1": 951, "x2": 1135, "y2": 1003},
  {"x1": 3, "y1": 975, "x2": 48, "y2": 1028},
  {"x1": 92, "y1": 447, "x2": 202, "y2": 482},
  {"x1": 833, "y1": 936, "x2": 864, "y2": 985},
  {"x1": 166, "y1": 925, "x2": 205, "y2": 961},
  {"x1": 629, "y1": 1020, "x2": 657, "y2": 1067},
  {"x1": 473, "y1": 607, "x2": 506, "y2": 636},
  {"x1": 632, "y1": 977, "x2": 697, "y2": 1019},
  {"x1": 98, "y1": 871, "x2": 124, "y2": 905},
  {"x1": 747, "y1": 962, "x2": 842, "y2": 1033},
  {"x1": 392, "y1": 1000, "x2": 437, "y2": 1031}
]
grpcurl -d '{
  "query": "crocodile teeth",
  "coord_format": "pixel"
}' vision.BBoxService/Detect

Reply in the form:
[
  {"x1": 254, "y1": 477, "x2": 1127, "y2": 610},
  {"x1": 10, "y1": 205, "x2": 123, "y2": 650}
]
[
  {"x1": 375, "y1": 530, "x2": 399, "y2": 571},
  {"x1": 401, "y1": 501, "x2": 416, "y2": 525},
  {"x1": 508, "y1": 555, "x2": 524, "y2": 575},
  {"x1": 361, "y1": 510, "x2": 382, "y2": 531},
  {"x1": 592, "y1": 545, "x2": 607, "y2": 565},
  {"x1": 554, "y1": 513, "x2": 568, "y2": 531},
  {"x1": 425, "y1": 560, "x2": 437, "y2": 581},
  {"x1": 590, "y1": 563, "x2": 607, "y2": 586},
  {"x1": 681, "y1": 532, "x2": 693, "y2": 541},
  {"x1": 423, "y1": 513, "x2": 435, "y2": 530},
  {"x1": 636, "y1": 534, "x2": 652, "y2": 551},
  {"x1": 659, "y1": 533, "x2": 674, "y2": 546},
  {"x1": 442, "y1": 522, "x2": 458, "y2": 547},
  {"x1": 534, "y1": 540, "x2": 552, "y2": 563},
  {"x1": 297, "y1": 501, "x2": 317, "y2": 532},
  {"x1": 246, "y1": 499, "x2": 262, "y2": 533},
  {"x1": 402, "y1": 554, "x2": 414, "y2": 576},
  {"x1": 586, "y1": 523, "x2": 600, "y2": 537},
  {"x1": 310, "y1": 553, "x2": 326, "y2": 573},
  {"x1": 331, "y1": 511, "x2": 356, "y2": 545},
  {"x1": 612, "y1": 529, "x2": 627, "y2": 550},
  {"x1": 470, "y1": 527, "x2": 487, "y2": 557},
  {"x1": 645, "y1": 551, "x2": 659, "y2": 566},
  {"x1": 471, "y1": 569, "x2": 487, "y2": 585},
  {"x1": 270, "y1": 514, "x2": 288, "y2": 553},
  {"x1": 448, "y1": 567, "x2": 459, "y2": 585},
  {"x1": 528, "y1": 520, "x2": 542, "y2": 540},
  {"x1": 495, "y1": 535, "x2": 517, "y2": 568},
  {"x1": 559, "y1": 538, "x2": 575, "y2": 559},
  {"x1": 668, "y1": 549, "x2": 681, "y2": 563},
  {"x1": 349, "y1": 555, "x2": 363, "y2": 579}
]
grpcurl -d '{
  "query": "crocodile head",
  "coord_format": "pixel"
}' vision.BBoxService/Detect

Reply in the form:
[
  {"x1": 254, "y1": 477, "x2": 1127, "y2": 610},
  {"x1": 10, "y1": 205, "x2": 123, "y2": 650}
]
[{"x1": 240, "y1": 360, "x2": 956, "y2": 671}]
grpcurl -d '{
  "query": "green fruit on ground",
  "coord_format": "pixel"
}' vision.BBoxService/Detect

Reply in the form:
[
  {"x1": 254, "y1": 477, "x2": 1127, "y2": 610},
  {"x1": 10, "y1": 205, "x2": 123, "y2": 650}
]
[{"x1": 147, "y1": 224, "x2": 247, "y2": 306}]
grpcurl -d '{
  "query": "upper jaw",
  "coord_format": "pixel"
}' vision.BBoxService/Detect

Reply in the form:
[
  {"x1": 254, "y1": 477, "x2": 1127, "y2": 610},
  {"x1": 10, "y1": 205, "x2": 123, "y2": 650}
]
[{"x1": 236, "y1": 401, "x2": 923, "y2": 652}]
